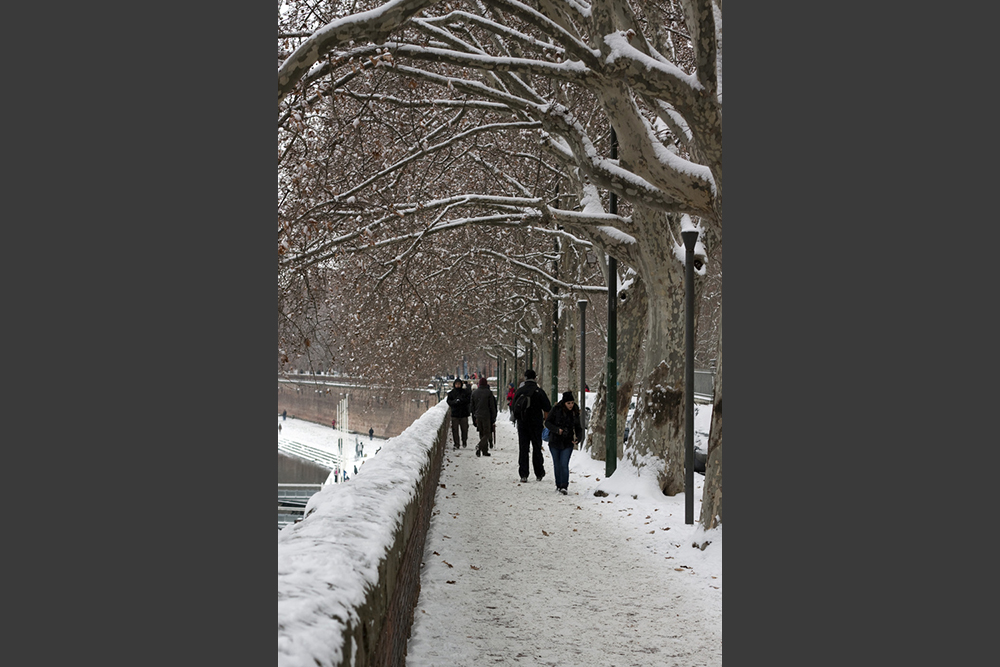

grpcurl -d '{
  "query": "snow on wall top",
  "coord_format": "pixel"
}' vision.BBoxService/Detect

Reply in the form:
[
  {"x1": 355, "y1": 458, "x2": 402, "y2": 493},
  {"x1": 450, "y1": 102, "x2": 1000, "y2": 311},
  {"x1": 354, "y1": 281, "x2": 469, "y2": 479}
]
[{"x1": 278, "y1": 401, "x2": 448, "y2": 667}]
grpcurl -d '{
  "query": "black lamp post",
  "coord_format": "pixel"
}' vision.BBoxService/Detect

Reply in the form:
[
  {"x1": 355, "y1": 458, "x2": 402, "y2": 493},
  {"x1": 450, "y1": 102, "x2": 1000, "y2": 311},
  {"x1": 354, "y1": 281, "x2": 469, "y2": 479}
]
[
  {"x1": 681, "y1": 228, "x2": 699, "y2": 525},
  {"x1": 606, "y1": 126, "x2": 619, "y2": 475},
  {"x1": 578, "y1": 299, "x2": 587, "y2": 440}
]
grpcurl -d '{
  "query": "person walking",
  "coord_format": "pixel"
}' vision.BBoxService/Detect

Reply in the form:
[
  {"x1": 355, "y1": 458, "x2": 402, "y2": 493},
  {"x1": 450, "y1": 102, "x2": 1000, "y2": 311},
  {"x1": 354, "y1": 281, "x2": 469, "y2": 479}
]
[
  {"x1": 282, "y1": 409, "x2": 287, "y2": 420},
  {"x1": 545, "y1": 392, "x2": 584, "y2": 495},
  {"x1": 506, "y1": 382, "x2": 516, "y2": 411},
  {"x1": 446, "y1": 378, "x2": 472, "y2": 449},
  {"x1": 471, "y1": 377, "x2": 498, "y2": 457},
  {"x1": 510, "y1": 369, "x2": 551, "y2": 483},
  {"x1": 369, "y1": 427, "x2": 374, "y2": 440}
]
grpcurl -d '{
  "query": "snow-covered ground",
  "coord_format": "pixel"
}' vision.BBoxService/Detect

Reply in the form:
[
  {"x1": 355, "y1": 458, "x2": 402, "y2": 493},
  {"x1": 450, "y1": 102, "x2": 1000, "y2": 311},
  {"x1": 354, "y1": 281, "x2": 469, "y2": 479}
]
[
  {"x1": 278, "y1": 416, "x2": 386, "y2": 483},
  {"x1": 278, "y1": 401, "x2": 720, "y2": 666}
]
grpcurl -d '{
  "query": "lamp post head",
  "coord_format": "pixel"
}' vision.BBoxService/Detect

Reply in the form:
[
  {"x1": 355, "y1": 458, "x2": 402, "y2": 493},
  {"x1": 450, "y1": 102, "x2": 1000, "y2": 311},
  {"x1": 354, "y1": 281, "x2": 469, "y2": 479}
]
[{"x1": 681, "y1": 229, "x2": 699, "y2": 252}]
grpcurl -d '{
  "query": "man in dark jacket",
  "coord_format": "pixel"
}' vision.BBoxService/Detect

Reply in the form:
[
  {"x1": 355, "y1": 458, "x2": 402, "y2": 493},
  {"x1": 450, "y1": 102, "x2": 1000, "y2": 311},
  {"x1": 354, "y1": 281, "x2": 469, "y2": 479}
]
[
  {"x1": 446, "y1": 378, "x2": 472, "y2": 449},
  {"x1": 471, "y1": 377, "x2": 498, "y2": 457},
  {"x1": 511, "y1": 369, "x2": 551, "y2": 482}
]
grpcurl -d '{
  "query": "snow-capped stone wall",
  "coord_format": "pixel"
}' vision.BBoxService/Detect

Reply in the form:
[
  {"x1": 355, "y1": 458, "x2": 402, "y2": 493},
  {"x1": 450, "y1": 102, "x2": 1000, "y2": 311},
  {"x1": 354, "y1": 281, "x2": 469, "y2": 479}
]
[{"x1": 278, "y1": 401, "x2": 450, "y2": 667}]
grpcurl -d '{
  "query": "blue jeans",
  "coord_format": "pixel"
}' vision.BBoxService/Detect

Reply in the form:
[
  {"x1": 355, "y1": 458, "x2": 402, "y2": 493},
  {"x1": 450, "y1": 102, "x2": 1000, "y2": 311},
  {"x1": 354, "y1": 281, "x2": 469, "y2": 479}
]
[{"x1": 549, "y1": 445, "x2": 573, "y2": 489}]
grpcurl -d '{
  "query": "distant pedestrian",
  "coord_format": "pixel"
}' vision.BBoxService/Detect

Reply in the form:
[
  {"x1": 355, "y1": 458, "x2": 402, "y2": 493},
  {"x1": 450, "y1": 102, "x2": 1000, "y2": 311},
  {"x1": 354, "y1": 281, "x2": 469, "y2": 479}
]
[
  {"x1": 544, "y1": 392, "x2": 584, "y2": 495},
  {"x1": 511, "y1": 369, "x2": 551, "y2": 483},
  {"x1": 353, "y1": 465, "x2": 358, "y2": 476},
  {"x1": 278, "y1": 423, "x2": 282, "y2": 434},
  {"x1": 331, "y1": 418, "x2": 336, "y2": 429},
  {"x1": 471, "y1": 377, "x2": 498, "y2": 457},
  {"x1": 282, "y1": 409, "x2": 287, "y2": 420},
  {"x1": 369, "y1": 427, "x2": 374, "y2": 440},
  {"x1": 506, "y1": 382, "x2": 516, "y2": 411},
  {"x1": 446, "y1": 378, "x2": 472, "y2": 449}
]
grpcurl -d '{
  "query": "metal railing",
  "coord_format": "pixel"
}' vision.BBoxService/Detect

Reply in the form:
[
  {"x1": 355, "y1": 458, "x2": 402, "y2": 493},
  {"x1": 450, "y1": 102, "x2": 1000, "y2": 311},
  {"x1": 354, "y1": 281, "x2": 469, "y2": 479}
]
[
  {"x1": 694, "y1": 368, "x2": 715, "y2": 403},
  {"x1": 279, "y1": 483, "x2": 324, "y2": 530},
  {"x1": 278, "y1": 439, "x2": 342, "y2": 469}
]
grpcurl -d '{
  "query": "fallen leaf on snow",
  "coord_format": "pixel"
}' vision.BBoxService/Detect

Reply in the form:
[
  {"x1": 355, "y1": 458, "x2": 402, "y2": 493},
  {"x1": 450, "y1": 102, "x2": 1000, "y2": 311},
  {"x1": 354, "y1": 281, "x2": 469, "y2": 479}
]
[
  {"x1": 470, "y1": 565, "x2": 480, "y2": 570},
  {"x1": 542, "y1": 530, "x2": 549, "y2": 536},
  {"x1": 446, "y1": 581, "x2": 456, "y2": 584},
  {"x1": 443, "y1": 560, "x2": 453, "y2": 567}
]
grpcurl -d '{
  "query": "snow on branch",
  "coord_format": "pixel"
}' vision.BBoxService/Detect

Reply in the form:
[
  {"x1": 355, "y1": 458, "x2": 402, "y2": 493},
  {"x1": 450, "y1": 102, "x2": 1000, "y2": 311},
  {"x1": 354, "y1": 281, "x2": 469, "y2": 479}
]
[
  {"x1": 486, "y1": 0, "x2": 600, "y2": 65},
  {"x1": 335, "y1": 90, "x2": 509, "y2": 111},
  {"x1": 682, "y1": 0, "x2": 719, "y2": 96},
  {"x1": 334, "y1": 119, "x2": 541, "y2": 205},
  {"x1": 545, "y1": 207, "x2": 631, "y2": 230},
  {"x1": 386, "y1": 42, "x2": 593, "y2": 86},
  {"x1": 602, "y1": 31, "x2": 701, "y2": 106},
  {"x1": 421, "y1": 11, "x2": 567, "y2": 57},
  {"x1": 478, "y1": 248, "x2": 606, "y2": 295},
  {"x1": 539, "y1": 104, "x2": 706, "y2": 216},
  {"x1": 278, "y1": 0, "x2": 438, "y2": 102}
]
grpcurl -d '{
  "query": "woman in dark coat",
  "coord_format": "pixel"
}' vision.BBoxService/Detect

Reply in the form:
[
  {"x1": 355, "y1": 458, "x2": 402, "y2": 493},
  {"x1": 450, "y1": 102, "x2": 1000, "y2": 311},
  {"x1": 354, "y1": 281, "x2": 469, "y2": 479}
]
[{"x1": 544, "y1": 391, "x2": 584, "y2": 495}]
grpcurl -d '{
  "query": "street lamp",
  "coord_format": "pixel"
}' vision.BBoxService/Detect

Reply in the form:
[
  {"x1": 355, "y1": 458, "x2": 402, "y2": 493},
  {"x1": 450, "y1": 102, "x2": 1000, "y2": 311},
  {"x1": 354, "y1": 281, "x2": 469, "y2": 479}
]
[
  {"x1": 578, "y1": 299, "x2": 587, "y2": 441},
  {"x1": 681, "y1": 228, "x2": 699, "y2": 525}
]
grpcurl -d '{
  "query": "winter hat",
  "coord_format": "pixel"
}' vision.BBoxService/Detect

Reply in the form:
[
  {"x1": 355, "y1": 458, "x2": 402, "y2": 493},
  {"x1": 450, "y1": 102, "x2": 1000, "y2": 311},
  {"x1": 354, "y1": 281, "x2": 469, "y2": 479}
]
[
  {"x1": 478, "y1": 377, "x2": 489, "y2": 388},
  {"x1": 454, "y1": 379, "x2": 463, "y2": 388},
  {"x1": 524, "y1": 369, "x2": 536, "y2": 379},
  {"x1": 562, "y1": 391, "x2": 576, "y2": 403}
]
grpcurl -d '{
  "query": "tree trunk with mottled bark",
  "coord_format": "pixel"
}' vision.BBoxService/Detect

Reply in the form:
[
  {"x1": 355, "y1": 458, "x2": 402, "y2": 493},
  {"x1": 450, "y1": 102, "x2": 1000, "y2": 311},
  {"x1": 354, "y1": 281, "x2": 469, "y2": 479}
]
[
  {"x1": 586, "y1": 271, "x2": 647, "y2": 462},
  {"x1": 622, "y1": 209, "x2": 703, "y2": 496},
  {"x1": 699, "y1": 319, "x2": 721, "y2": 530}
]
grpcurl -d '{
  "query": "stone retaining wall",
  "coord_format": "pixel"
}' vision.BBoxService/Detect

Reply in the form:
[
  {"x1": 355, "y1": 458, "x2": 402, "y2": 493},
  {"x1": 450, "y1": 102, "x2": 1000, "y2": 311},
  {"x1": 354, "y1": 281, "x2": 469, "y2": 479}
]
[
  {"x1": 278, "y1": 379, "x2": 440, "y2": 438},
  {"x1": 277, "y1": 403, "x2": 450, "y2": 667}
]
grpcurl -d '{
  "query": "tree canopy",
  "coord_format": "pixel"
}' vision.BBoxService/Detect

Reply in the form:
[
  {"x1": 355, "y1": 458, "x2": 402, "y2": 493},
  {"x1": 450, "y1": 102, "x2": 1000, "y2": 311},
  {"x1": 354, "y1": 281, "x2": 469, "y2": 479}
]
[{"x1": 278, "y1": 0, "x2": 723, "y2": 518}]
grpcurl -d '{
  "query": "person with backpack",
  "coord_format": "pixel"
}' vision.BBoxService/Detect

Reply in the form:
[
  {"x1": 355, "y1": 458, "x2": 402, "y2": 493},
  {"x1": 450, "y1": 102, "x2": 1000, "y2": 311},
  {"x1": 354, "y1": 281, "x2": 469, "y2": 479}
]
[
  {"x1": 446, "y1": 378, "x2": 472, "y2": 449},
  {"x1": 510, "y1": 369, "x2": 551, "y2": 483},
  {"x1": 471, "y1": 376, "x2": 498, "y2": 457},
  {"x1": 545, "y1": 392, "x2": 585, "y2": 495}
]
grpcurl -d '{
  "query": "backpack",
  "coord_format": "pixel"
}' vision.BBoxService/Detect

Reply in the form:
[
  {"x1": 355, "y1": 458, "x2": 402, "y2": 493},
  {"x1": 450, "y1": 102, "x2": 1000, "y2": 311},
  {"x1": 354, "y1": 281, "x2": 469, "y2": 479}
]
[{"x1": 511, "y1": 384, "x2": 537, "y2": 421}]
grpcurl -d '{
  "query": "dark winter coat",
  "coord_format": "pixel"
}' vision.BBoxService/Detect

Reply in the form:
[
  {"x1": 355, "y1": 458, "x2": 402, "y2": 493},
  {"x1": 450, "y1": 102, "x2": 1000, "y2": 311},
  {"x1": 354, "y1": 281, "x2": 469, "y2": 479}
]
[
  {"x1": 471, "y1": 386, "x2": 498, "y2": 425},
  {"x1": 511, "y1": 380, "x2": 551, "y2": 430},
  {"x1": 545, "y1": 400, "x2": 584, "y2": 449},
  {"x1": 446, "y1": 384, "x2": 472, "y2": 419}
]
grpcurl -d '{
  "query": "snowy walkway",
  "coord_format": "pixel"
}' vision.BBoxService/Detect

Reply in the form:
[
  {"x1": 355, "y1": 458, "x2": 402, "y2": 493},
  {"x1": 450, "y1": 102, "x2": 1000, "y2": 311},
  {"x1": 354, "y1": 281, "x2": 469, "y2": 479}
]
[{"x1": 405, "y1": 418, "x2": 722, "y2": 667}]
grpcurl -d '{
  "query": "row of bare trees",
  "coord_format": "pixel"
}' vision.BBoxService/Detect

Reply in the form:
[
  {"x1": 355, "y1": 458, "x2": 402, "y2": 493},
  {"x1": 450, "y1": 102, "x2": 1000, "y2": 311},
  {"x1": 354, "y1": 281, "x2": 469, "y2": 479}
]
[{"x1": 278, "y1": 0, "x2": 722, "y2": 531}]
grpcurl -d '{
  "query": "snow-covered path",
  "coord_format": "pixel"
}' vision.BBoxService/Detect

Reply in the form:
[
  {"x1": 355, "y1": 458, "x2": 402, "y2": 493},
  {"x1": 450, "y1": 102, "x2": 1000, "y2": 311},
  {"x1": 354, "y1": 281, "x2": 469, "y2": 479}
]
[{"x1": 405, "y1": 418, "x2": 722, "y2": 667}]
